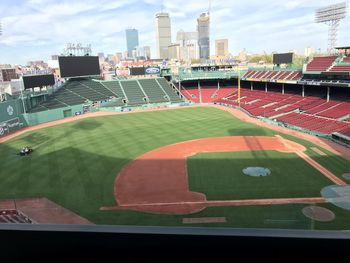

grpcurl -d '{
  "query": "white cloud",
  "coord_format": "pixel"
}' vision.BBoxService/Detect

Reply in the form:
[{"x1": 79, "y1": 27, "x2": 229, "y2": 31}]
[{"x1": 0, "y1": 0, "x2": 349, "y2": 63}]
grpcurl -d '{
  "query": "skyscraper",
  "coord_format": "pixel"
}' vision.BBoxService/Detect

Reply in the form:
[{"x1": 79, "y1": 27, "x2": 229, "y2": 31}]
[
  {"x1": 168, "y1": 43, "x2": 181, "y2": 60},
  {"x1": 125, "y1": 28, "x2": 139, "y2": 58},
  {"x1": 135, "y1": 46, "x2": 151, "y2": 60},
  {"x1": 197, "y1": 12, "x2": 210, "y2": 59},
  {"x1": 215, "y1": 39, "x2": 229, "y2": 58},
  {"x1": 176, "y1": 31, "x2": 199, "y2": 61},
  {"x1": 143, "y1": 46, "x2": 151, "y2": 60},
  {"x1": 155, "y1": 12, "x2": 172, "y2": 59}
]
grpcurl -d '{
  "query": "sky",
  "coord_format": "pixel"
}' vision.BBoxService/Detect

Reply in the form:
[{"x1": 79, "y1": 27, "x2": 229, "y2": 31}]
[{"x1": 0, "y1": 0, "x2": 349, "y2": 65}]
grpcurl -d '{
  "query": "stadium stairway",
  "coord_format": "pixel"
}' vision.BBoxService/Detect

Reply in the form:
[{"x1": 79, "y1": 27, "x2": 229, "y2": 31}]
[
  {"x1": 120, "y1": 80, "x2": 148, "y2": 106},
  {"x1": 156, "y1": 78, "x2": 183, "y2": 103},
  {"x1": 137, "y1": 79, "x2": 169, "y2": 104}
]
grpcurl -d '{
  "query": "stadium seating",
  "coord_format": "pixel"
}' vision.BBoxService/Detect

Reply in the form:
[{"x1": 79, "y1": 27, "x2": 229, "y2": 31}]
[
  {"x1": 28, "y1": 78, "x2": 184, "y2": 112},
  {"x1": 305, "y1": 56, "x2": 337, "y2": 72},
  {"x1": 156, "y1": 78, "x2": 183, "y2": 102},
  {"x1": 138, "y1": 79, "x2": 168, "y2": 103},
  {"x1": 0, "y1": 210, "x2": 33, "y2": 224},
  {"x1": 342, "y1": 55, "x2": 350, "y2": 62},
  {"x1": 54, "y1": 89, "x2": 86, "y2": 106},
  {"x1": 243, "y1": 70, "x2": 302, "y2": 81},
  {"x1": 223, "y1": 88, "x2": 312, "y2": 116},
  {"x1": 103, "y1": 81, "x2": 125, "y2": 98},
  {"x1": 276, "y1": 112, "x2": 350, "y2": 134},
  {"x1": 180, "y1": 86, "x2": 198, "y2": 102},
  {"x1": 120, "y1": 81, "x2": 148, "y2": 105},
  {"x1": 213, "y1": 86, "x2": 350, "y2": 135},
  {"x1": 339, "y1": 127, "x2": 350, "y2": 137},
  {"x1": 304, "y1": 101, "x2": 339, "y2": 115},
  {"x1": 316, "y1": 102, "x2": 350, "y2": 119},
  {"x1": 80, "y1": 80, "x2": 116, "y2": 98},
  {"x1": 180, "y1": 85, "x2": 234, "y2": 103},
  {"x1": 329, "y1": 65, "x2": 350, "y2": 72},
  {"x1": 181, "y1": 87, "x2": 200, "y2": 103},
  {"x1": 65, "y1": 81, "x2": 108, "y2": 102},
  {"x1": 215, "y1": 88, "x2": 235, "y2": 101},
  {"x1": 36, "y1": 98, "x2": 67, "y2": 110},
  {"x1": 200, "y1": 87, "x2": 217, "y2": 103}
]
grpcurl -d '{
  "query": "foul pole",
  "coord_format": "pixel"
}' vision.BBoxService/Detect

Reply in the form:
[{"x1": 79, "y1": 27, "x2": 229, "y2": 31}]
[{"x1": 237, "y1": 68, "x2": 241, "y2": 108}]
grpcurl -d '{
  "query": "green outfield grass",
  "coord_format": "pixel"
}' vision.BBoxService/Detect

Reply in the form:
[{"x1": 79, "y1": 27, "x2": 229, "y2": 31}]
[
  {"x1": 0, "y1": 106, "x2": 350, "y2": 229},
  {"x1": 188, "y1": 151, "x2": 333, "y2": 200}
]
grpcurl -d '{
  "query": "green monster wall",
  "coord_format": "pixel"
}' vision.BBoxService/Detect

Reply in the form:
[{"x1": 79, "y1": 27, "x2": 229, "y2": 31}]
[{"x1": 0, "y1": 99, "x2": 25, "y2": 137}]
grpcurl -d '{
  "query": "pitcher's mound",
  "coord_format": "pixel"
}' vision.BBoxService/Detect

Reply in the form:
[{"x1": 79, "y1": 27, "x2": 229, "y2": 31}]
[{"x1": 302, "y1": 206, "x2": 335, "y2": 222}]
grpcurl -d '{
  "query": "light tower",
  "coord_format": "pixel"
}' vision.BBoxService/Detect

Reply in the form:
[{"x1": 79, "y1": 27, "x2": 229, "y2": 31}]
[
  {"x1": 63, "y1": 43, "x2": 92, "y2": 56},
  {"x1": 315, "y1": 2, "x2": 347, "y2": 54}
]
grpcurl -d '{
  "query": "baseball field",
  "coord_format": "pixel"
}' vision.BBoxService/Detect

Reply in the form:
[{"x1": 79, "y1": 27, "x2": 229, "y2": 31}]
[{"x1": 1, "y1": 105, "x2": 350, "y2": 229}]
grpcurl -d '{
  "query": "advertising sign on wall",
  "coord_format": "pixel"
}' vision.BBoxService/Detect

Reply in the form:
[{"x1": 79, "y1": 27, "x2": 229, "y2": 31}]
[
  {"x1": 116, "y1": 68, "x2": 130, "y2": 76},
  {"x1": 145, "y1": 67, "x2": 161, "y2": 75}
]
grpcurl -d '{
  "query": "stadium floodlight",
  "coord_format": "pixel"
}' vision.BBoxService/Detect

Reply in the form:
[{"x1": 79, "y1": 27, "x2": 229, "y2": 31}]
[
  {"x1": 63, "y1": 43, "x2": 92, "y2": 56},
  {"x1": 315, "y1": 2, "x2": 347, "y2": 54}
]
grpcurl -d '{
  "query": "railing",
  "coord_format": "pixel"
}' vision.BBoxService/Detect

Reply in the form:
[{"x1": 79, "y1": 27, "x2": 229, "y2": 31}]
[{"x1": 177, "y1": 70, "x2": 240, "y2": 81}]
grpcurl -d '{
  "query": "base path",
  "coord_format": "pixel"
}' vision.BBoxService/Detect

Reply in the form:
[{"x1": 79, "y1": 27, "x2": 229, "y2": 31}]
[{"x1": 113, "y1": 136, "x2": 333, "y2": 215}]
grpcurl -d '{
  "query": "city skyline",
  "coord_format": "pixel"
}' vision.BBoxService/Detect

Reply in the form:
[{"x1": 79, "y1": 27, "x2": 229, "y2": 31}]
[{"x1": 0, "y1": 0, "x2": 349, "y2": 64}]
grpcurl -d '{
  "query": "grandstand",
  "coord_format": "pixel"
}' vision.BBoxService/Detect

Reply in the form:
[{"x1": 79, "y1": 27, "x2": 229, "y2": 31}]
[
  {"x1": 175, "y1": 51, "x2": 350, "y2": 138},
  {"x1": 305, "y1": 56, "x2": 337, "y2": 72},
  {"x1": 28, "y1": 77, "x2": 183, "y2": 113},
  {"x1": 180, "y1": 80, "x2": 236, "y2": 103},
  {"x1": 120, "y1": 80, "x2": 148, "y2": 105},
  {"x1": 138, "y1": 79, "x2": 168, "y2": 103},
  {"x1": 218, "y1": 84, "x2": 350, "y2": 136},
  {"x1": 0, "y1": 210, "x2": 33, "y2": 224},
  {"x1": 330, "y1": 65, "x2": 350, "y2": 72},
  {"x1": 157, "y1": 78, "x2": 183, "y2": 102},
  {"x1": 243, "y1": 70, "x2": 302, "y2": 81},
  {"x1": 179, "y1": 67, "x2": 350, "y2": 137},
  {"x1": 303, "y1": 53, "x2": 350, "y2": 74},
  {"x1": 328, "y1": 54, "x2": 350, "y2": 72}
]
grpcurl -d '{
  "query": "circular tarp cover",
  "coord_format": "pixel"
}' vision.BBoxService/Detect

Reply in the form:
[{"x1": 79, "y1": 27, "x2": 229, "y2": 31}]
[
  {"x1": 342, "y1": 173, "x2": 350, "y2": 180},
  {"x1": 302, "y1": 206, "x2": 335, "y2": 222},
  {"x1": 243, "y1": 167, "x2": 271, "y2": 177},
  {"x1": 321, "y1": 185, "x2": 350, "y2": 211}
]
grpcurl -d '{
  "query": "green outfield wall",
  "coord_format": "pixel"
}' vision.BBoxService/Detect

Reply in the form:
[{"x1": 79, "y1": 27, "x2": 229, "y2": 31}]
[
  {"x1": 23, "y1": 104, "x2": 90, "y2": 126},
  {"x1": 0, "y1": 99, "x2": 26, "y2": 137}
]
